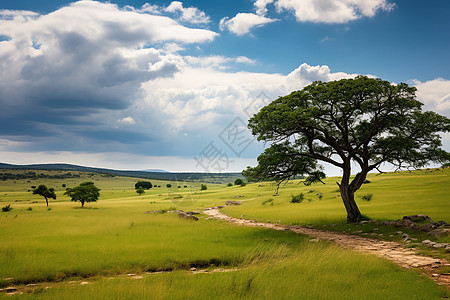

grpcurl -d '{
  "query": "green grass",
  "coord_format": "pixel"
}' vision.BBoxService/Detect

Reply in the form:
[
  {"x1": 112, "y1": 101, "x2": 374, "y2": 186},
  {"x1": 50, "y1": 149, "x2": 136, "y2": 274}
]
[
  {"x1": 222, "y1": 168, "x2": 450, "y2": 225},
  {"x1": 0, "y1": 168, "x2": 449, "y2": 299}
]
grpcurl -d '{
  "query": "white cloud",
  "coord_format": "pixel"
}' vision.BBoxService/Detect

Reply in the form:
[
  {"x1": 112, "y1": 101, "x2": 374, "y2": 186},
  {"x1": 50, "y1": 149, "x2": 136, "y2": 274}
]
[
  {"x1": 219, "y1": 13, "x2": 276, "y2": 36},
  {"x1": 165, "y1": 1, "x2": 210, "y2": 24},
  {"x1": 412, "y1": 78, "x2": 450, "y2": 115},
  {"x1": 117, "y1": 116, "x2": 136, "y2": 125},
  {"x1": 274, "y1": 0, "x2": 396, "y2": 23},
  {"x1": 254, "y1": 0, "x2": 275, "y2": 15}
]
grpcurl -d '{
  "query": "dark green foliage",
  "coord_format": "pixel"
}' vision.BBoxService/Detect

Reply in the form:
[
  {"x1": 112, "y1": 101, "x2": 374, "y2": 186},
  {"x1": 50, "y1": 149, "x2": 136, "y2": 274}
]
[
  {"x1": 201, "y1": 184, "x2": 207, "y2": 191},
  {"x1": 2, "y1": 204, "x2": 12, "y2": 212},
  {"x1": 166, "y1": 184, "x2": 172, "y2": 188},
  {"x1": 62, "y1": 184, "x2": 66, "y2": 187},
  {"x1": 136, "y1": 187, "x2": 145, "y2": 196},
  {"x1": 32, "y1": 185, "x2": 56, "y2": 207},
  {"x1": 361, "y1": 194, "x2": 373, "y2": 201},
  {"x1": 245, "y1": 76, "x2": 450, "y2": 222},
  {"x1": 135, "y1": 181, "x2": 152, "y2": 190},
  {"x1": 27, "y1": 207, "x2": 32, "y2": 211},
  {"x1": 234, "y1": 178, "x2": 244, "y2": 185},
  {"x1": 64, "y1": 182, "x2": 100, "y2": 207},
  {"x1": 290, "y1": 193, "x2": 304, "y2": 203},
  {"x1": 227, "y1": 183, "x2": 233, "y2": 187}
]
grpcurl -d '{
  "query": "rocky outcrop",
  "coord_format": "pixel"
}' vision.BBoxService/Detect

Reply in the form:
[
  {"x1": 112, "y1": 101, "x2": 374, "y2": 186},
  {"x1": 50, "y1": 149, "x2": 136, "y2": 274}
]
[{"x1": 225, "y1": 200, "x2": 242, "y2": 205}]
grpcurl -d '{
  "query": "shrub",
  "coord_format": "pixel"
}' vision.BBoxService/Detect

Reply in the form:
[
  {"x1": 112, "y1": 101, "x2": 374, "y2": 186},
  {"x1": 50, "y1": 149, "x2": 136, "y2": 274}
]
[
  {"x1": 2, "y1": 204, "x2": 12, "y2": 212},
  {"x1": 234, "y1": 179, "x2": 244, "y2": 186},
  {"x1": 166, "y1": 184, "x2": 172, "y2": 188},
  {"x1": 227, "y1": 183, "x2": 233, "y2": 187},
  {"x1": 361, "y1": 193, "x2": 373, "y2": 201},
  {"x1": 201, "y1": 184, "x2": 207, "y2": 191},
  {"x1": 62, "y1": 184, "x2": 66, "y2": 187},
  {"x1": 262, "y1": 199, "x2": 274, "y2": 206},
  {"x1": 290, "y1": 193, "x2": 304, "y2": 203},
  {"x1": 27, "y1": 207, "x2": 32, "y2": 211}
]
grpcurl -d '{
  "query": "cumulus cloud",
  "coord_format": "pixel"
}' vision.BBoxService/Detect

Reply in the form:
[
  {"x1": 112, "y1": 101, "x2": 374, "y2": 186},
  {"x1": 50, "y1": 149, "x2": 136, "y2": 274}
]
[
  {"x1": 254, "y1": 0, "x2": 275, "y2": 15},
  {"x1": 412, "y1": 78, "x2": 450, "y2": 114},
  {"x1": 219, "y1": 13, "x2": 276, "y2": 36},
  {"x1": 274, "y1": 0, "x2": 396, "y2": 23},
  {"x1": 0, "y1": 1, "x2": 217, "y2": 149},
  {"x1": 165, "y1": 1, "x2": 210, "y2": 24}
]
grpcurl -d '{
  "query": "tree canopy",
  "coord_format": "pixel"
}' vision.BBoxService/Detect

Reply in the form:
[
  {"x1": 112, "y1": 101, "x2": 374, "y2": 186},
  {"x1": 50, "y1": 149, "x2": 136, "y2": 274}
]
[
  {"x1": 135, "y1": 181, "x2": 152, "y2": 190},
  {"x1": 244, "y1": 76, "x2": 450, "y2": 222},
  {"x1": 32, "y1": 185, "x2": 56, "y2": 207},
  {"x1": 64, "y1": 182, "x2": 100, "y2": 207}
]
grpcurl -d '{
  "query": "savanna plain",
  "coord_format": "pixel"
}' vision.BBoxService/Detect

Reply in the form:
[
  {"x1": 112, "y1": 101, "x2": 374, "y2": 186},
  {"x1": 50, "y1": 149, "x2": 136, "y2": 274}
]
[{"x1": 0, "y1": 168, "x2": 449, "y2": 299}]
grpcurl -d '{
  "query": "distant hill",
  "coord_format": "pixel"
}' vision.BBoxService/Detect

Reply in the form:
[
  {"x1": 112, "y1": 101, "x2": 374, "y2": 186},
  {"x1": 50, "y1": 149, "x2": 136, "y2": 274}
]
[
  {"x1": 141, "y1": 169, "x2": 170, "y2": 173},
  {"x1": 0, "y1": 163, "x2": 242, "y2": 184}
]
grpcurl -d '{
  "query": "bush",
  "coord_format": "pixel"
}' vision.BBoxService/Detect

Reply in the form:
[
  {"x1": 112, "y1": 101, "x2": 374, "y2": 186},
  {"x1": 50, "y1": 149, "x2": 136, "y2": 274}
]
[
  {"x1": 234, "y1": 178, "x2": 246, "y2": 186},
  {"x1": 62, "y1": 184, "x2": 66, "y2": 187},
  {"x1": 166, "y1": 184, "x2": 172, "y2": 188},
  {"x1": 227, "y1": 183, "x2": 233, "y2": 187},
  {"x1": 27, "y1": 207, "x2": 32, "y2": 211},
  {"x1": 201, "y1": 184, "x2": 207, "y2": 191},
  {"x1": 290, "y1": 193, "x2": 304, "y2": 203},
  {"x1": 2, "y1": 204, "x2": 12, "y2": 212},
  {"x1": 361, "y1": 193, "x2": 373, "y2": 201},
  {"x1": 262, "y1": 199, "x2": 274, "y2": 206}
]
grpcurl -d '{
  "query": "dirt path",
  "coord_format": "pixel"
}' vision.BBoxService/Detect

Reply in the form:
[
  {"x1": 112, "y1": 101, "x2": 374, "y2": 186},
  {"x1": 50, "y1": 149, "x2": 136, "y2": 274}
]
[{"x1": 204, "y1": 207, "x2": 450, "y2": 288}]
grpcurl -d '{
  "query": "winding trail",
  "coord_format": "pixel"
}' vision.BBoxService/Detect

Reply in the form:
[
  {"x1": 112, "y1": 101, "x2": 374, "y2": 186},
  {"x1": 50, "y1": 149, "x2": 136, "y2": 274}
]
[{"x1": 204, "y1": 207, "x2": 450, "y2": 288}]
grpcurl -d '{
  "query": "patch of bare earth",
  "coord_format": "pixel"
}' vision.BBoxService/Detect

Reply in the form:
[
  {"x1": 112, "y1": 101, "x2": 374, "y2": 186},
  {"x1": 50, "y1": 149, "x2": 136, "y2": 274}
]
[{"x1": 204, "y1": 207, "x2": 450, "y2": 288}]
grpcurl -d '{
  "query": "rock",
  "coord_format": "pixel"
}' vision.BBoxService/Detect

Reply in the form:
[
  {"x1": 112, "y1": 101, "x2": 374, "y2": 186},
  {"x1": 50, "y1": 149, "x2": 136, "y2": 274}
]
[
  {"x1": 80, "y1": 282, "x2": 89, "y2": 285},
  {"x1": 5, "y1": 287, "x2": 17, "y2": 293},
  {"x1": 432, "y1": 273, "x2": 439, "y2": 277},
  {"x1": 428, "y1": 228, "x2": 450, "y2": 239},
  {"x1": 422, "y1": 239, "x2": 433, "y2": 245},
  {"x1": 353, "y1": 230, "x2": 363, "y2": 234},
  {"x1": 186, "y1": 211, "x2": 200, "y2": 215},
  {"x1": 178, "y1": 212, "x2": 198, "y2": 221},
  {"x1": 225, "y1": 200, "x2": 242, "y2": 205},
  {"x1": 190, "y1": 267, "x2": 197, "y2": 272},
  {"x1": 402, "y1": 215, "x2": 433, "y2": 223},
  {"x1": 419, "y1": 223, "x2": 435, "y2": 232},
  {"x1": 359, "y1": 221, "x2": 369, "y2": 224}
]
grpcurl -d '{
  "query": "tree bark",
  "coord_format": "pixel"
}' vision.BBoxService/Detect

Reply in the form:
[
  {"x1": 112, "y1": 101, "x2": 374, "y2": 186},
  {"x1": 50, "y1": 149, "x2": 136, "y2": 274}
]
[
  {"x1": 339, "y1": 161, "x2": 362, "y2": 223},
  {"x1": 44, "y1": 196, "x2": 48, "y2": 207},
  {"x1": 340, "y1": 185, "x2": 361, "y2": 223}
]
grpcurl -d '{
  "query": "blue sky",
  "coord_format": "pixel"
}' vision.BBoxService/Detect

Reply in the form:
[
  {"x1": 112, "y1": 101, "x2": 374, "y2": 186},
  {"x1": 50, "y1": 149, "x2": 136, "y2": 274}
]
[{"x1": 0, "y1": 0, "x2": 449, "y2": 173}]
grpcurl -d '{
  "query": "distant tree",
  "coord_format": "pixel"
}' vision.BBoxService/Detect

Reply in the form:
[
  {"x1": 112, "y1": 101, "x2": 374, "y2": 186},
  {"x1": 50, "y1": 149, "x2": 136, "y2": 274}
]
[
  {"x1": 201, "y1": 184, "x2": 207, "y2": 191},
  {"x1": 136, "y1": 186, "x2": 145, "y2": 196},
  {"x1": 135, "y1": 181, "x2": 152, "y2": 190},
  {"x1": 245, "y1": 76, "x2": 450, "y2": 223},
  {"x1": 32, "y1": 185, "x2": 56, "y2": 207},
  {"x1": 64, "y1": 182, "x2": 100, "y2": 207},
  {"x1": 166, "y1": 184, "x2": 172, "y2": 188},
  {"x1": 227, "y1": 183, "x2": 233, "y2": 187},
  {"x1": 234, "y1": 178, "x2": 244, "y2": 186}
]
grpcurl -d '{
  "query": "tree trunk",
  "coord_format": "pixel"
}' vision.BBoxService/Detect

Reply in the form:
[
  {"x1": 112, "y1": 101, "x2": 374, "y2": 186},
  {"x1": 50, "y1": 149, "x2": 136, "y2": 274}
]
[
  {"x1": 81, "y1": 201, "x2": 84, "y2": 208},
  {"x1": 44, "y1": 196, "x2": 48, "y2": 207},
  {"x1": 340, "y1": 185, "x2": 361, "y2": 223}
]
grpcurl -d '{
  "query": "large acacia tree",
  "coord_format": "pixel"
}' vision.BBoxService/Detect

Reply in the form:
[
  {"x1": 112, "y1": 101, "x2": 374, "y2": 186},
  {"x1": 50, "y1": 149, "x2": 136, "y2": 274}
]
[
  {"x1": 244, "y1": 76, "x2": 450, "y2": 223},
  {"x1": 32, "y1": 185, "x2": 56, "y2": 207},
  {"x1": 64, "y1": 182, "x2": 100, "y2": 207}
]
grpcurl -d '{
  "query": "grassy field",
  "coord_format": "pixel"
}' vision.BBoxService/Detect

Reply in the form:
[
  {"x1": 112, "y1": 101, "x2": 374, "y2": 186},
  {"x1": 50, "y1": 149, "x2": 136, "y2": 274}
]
[{"x1": 0, "y1": 168, "x2": 449, "y2": 299}]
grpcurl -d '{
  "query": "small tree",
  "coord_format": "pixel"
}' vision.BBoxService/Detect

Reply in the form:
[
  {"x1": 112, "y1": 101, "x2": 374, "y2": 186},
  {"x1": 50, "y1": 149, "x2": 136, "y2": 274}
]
[
  {"x1": 64, "y1": 182, "x2": 100, "y2": 207},
  {"x1": 201, "y1": 184, "x2": 207, "y2": 190},
  {"x1": 32, "y1": 185, "x2": 56, "y2": 207},
  {"x1": 136, "y1": 186, "x2": 145, "y2": 196},
  {"x1": 166, "y1": 183, "x2": 172, "y2": 188},
  {"x1": 135, "y1": 181, "x2": 152, "y2": 190}
]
